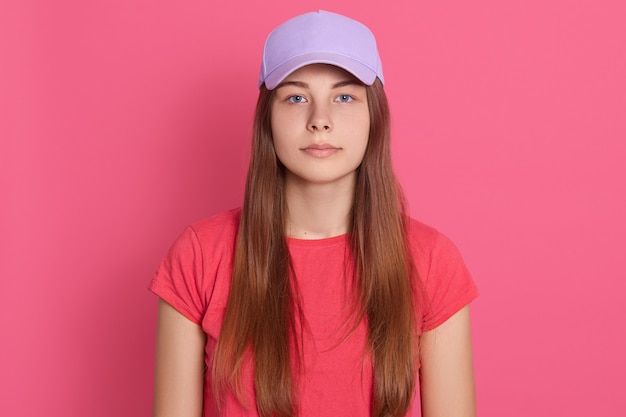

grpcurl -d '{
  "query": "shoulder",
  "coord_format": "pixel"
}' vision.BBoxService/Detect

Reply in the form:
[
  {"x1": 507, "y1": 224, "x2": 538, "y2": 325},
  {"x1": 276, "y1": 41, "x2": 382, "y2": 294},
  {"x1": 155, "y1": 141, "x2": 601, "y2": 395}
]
[
  {"x1": 405, "y1": 217, "x2": 479, "y2": 331},
  {"x1": 150, "y1": 208, "x2": 241, "y2": 322},
  {"x1": 164, "y1": 208, "x2": 241, "y2": 266},
  {"x1": 405, "y1": 216, "x2": 468, "y2": 278},
  {"x1": 187, "y1": 207, "x2": 241, "y2": 245},
  {"x1": 405, "y1": 217, "x2": 455, "y2": 260}
]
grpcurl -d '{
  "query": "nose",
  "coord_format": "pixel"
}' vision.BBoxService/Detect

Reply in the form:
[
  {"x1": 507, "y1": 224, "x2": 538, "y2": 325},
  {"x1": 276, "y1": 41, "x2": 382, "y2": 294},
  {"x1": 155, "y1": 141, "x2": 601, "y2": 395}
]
[{"x1": 307, "y1": 103, "x2": 332, "y2": 132}]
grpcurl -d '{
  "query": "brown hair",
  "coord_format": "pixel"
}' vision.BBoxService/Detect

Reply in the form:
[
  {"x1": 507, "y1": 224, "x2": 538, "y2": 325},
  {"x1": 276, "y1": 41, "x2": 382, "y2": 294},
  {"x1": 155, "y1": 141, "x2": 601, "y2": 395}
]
[{"x1": 213, "y1": 79, "x2": 419, "y2": 417}]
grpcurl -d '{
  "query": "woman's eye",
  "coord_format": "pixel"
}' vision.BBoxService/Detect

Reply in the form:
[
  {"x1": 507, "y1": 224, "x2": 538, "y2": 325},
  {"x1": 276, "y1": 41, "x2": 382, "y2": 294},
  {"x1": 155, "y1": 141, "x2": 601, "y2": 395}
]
[
  {"x1": 288, "y1": 95, "x2": 306, "y2": 103},
  {"x1": 336, "y1": 94, "x2": 353, "y2": 103}
]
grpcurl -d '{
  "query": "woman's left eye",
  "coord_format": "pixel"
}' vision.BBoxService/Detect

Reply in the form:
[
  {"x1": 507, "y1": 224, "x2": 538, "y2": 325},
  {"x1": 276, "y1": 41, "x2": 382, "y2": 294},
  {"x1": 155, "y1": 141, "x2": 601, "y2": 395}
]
[{"x1": 336, "y1": 94, "x2": 354, "y2": 103}]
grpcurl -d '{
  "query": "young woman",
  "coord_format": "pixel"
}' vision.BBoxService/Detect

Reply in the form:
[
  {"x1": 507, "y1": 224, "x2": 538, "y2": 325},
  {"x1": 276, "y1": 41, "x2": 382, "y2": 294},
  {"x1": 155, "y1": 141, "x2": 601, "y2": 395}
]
[{"x1": 150, "y1": 10, "x2": 478, "y2": 417}]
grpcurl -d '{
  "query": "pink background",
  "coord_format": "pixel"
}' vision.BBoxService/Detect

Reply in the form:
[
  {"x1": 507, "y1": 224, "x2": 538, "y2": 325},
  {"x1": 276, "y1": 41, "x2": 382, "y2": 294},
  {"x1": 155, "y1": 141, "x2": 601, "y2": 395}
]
[{"x1": 1, "y1": 0, "x2": 624, "y2": 416}]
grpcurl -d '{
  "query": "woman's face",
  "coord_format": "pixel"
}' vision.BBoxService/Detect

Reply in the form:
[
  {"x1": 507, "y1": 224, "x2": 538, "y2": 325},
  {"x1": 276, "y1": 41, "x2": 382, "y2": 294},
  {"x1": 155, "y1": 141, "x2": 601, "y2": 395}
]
[{"x1": 270, "y1": 64, "x2": 370, "y2": 188}]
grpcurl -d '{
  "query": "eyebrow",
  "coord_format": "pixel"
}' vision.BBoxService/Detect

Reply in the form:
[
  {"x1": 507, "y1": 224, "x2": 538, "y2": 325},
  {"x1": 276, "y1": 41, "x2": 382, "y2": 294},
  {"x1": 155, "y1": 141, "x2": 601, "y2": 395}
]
[{"x1": 274, "y1": 79, "x2": 363, "y2": 90}]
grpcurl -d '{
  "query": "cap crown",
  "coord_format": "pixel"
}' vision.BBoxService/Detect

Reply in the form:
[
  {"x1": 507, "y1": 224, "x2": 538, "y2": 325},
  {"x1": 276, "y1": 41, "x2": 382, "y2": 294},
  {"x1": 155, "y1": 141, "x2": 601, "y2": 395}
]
[{"x1": 259, "y1": 10, "x2": 384, "y2": 89}]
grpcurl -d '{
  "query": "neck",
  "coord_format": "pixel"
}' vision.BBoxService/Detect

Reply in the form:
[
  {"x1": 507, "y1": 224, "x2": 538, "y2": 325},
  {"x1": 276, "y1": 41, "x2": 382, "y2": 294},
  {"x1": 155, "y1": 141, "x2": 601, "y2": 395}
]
[{"x1": 284, "y1": 173, "x2": 355, "y2": 239}]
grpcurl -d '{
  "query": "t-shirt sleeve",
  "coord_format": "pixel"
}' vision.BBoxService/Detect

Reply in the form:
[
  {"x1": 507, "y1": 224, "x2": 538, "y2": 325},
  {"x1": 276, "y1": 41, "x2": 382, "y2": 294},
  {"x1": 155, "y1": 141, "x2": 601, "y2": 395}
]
[
  {"x1": 149, "y1": 226, "x2": 207, "y2": 325},
  {"x1": 420, "y1": 232, "x2": 479, "y2": 332}
]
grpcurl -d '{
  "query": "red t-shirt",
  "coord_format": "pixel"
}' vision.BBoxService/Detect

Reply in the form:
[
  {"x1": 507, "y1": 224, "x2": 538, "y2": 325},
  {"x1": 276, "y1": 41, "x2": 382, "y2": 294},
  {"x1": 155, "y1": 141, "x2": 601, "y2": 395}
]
[{"x1": 149, "y1": 208, "x2": 478, "y2": 416}]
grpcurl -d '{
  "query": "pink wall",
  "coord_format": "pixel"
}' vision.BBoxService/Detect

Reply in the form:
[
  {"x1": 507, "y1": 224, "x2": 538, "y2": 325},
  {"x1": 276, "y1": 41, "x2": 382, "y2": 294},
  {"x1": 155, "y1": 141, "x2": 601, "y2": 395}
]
[{"x1": 1, "y1": 0, "x2": 624, "y2": 416}]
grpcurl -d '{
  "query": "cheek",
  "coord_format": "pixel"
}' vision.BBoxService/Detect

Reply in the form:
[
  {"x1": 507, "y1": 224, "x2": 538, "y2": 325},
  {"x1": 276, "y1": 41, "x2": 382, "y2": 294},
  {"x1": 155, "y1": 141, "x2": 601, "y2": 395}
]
[
  {"x1": 269, "y1": 118, "x2": 291, "y2": 164},
  {"x1": 356, "y1": 122, "x2": 371, "y2": 164},
  {"x1": 355, "y1": 114, "x2": 371, "y2": 150},
  {"x1": 271, "y1": 109, "x2": 299, "y2": 141}
]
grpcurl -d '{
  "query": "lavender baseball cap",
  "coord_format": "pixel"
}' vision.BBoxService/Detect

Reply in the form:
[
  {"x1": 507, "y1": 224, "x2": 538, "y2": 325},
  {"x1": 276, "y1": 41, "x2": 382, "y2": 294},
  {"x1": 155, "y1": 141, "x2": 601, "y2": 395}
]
[{"x1": 259, "y1": 10, "x2": 384, "y2": 89}]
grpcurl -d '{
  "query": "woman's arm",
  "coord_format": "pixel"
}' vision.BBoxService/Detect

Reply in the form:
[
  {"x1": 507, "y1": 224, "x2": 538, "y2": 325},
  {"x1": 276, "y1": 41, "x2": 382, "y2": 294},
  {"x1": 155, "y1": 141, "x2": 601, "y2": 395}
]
[
  {"x1": 153, "y1": 299, "x2": 206, "y2": 417},
  {"x1": 419, "y1": 305, "x2": 476, "y2": 417}
]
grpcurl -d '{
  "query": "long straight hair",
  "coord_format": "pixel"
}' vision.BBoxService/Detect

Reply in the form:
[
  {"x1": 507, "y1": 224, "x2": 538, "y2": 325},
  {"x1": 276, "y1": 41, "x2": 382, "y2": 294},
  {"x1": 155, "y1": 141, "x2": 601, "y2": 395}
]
[{"x1": 213, "y1": 79, "x2": 420, "y2": 417}]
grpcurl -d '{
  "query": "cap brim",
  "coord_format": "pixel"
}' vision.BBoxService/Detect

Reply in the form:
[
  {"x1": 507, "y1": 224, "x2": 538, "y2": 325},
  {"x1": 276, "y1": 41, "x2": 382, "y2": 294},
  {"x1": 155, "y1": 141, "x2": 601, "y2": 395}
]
[{"x1": 262, "y1": 52, "x2": 379, "y2": 89}]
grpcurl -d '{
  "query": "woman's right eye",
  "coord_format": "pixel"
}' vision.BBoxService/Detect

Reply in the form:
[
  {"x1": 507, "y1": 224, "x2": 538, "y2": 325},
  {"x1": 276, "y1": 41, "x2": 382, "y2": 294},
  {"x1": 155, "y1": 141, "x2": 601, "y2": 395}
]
[{"x1": 287, "y1": 95, "x2": 306, "y2": 103}]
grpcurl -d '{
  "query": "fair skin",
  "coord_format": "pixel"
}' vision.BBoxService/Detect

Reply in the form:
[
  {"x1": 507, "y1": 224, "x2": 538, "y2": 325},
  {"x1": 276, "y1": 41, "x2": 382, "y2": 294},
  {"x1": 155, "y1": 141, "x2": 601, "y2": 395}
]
[
  {"x1": 153, "y1": 300, "x2": 205, "y2": 417},
  {"x1": 271, "y1": 64, "x2": 370, "y2": 238},
  {"x1": 153, "y1": 64, "x2": 476, "y2": 417},
  {"x1": 420, "y1": 305, "x2": 477, "y2": 417}
]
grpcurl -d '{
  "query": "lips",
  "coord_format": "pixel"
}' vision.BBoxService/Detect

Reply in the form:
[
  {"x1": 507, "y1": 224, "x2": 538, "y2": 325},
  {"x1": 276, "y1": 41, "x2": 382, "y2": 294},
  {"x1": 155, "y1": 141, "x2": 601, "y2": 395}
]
[{"x1": 301, "y1": 143, "x2": 340, "y2": 158}]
